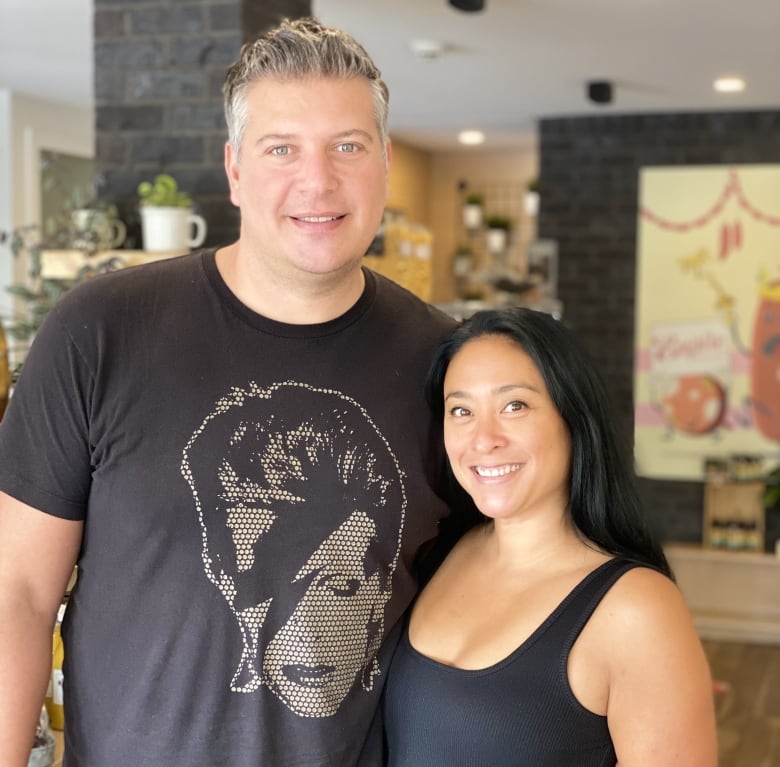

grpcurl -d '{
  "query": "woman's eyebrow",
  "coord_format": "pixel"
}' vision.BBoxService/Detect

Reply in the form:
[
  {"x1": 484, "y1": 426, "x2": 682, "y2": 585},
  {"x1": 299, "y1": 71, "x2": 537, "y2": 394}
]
[{"x1": 444, "y1": 382, "x2": 540, "y2": 402}]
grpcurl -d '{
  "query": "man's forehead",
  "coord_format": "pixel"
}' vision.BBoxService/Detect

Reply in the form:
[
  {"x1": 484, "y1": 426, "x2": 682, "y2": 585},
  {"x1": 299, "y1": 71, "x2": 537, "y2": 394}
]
[{"x1": 243, "y1": 76, "x2": 380, "y2": 142}]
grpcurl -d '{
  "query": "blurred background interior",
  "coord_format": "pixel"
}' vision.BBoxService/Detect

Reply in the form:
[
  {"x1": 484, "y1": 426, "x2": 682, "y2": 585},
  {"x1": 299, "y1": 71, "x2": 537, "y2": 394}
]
[{"x1": 1, "y1": 2, "x2": 779, "y2": 765}]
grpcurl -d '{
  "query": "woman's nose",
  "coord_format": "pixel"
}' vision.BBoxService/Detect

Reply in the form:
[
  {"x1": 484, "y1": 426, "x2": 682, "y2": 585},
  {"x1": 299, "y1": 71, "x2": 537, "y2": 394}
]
[{"x1": 471, "y1": 414, "x2": 506, "y2": 452}]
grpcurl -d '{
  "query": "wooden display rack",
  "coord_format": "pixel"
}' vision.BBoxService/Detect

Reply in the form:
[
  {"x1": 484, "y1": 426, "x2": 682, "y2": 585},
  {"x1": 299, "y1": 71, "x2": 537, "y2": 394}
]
[{"x1": 703, "y1": 480, "x2": 765, "y2": 551}]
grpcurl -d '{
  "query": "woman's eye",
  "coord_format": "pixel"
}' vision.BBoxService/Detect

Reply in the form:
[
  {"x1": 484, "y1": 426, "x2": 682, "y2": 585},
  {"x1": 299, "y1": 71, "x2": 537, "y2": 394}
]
[
  {"x1": 504, "y1": 400, "x2": 527, "y2": 413},
  {"x1": 449, "y1": 405, "x2": 471, "y2": 418}
]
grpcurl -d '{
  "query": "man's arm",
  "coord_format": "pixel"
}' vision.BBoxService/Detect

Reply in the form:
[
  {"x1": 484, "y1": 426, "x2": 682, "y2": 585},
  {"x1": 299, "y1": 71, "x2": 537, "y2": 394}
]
[{"x1": 0, "y1": 492, "x2": 82, "y2": 767}]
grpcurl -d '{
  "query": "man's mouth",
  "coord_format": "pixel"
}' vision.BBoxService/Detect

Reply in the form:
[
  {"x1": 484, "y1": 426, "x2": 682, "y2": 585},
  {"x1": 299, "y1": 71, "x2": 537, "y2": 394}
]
[
  {"x1": 282, "y1": 663, "x2": 336, "y2": 688},
  {"x1": 295, "y1": 215, "x2": 343, "y2": 223}
]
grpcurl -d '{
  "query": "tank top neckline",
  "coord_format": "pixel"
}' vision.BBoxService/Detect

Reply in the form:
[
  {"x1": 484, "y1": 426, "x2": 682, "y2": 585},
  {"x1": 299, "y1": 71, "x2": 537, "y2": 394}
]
[{"x1": 404, "y1": 557, "x2": 627, "y2": 677}]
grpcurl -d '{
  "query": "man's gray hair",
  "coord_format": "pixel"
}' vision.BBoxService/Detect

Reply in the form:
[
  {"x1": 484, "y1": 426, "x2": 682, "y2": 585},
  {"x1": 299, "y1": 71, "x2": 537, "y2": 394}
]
[{"x1": 223, "y1": 17, "x2": 390, "y2": 156}]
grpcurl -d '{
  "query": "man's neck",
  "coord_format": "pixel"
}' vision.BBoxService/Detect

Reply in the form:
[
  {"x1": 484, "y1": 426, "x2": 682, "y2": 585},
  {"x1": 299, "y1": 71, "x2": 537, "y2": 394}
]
[{"x1": 215, "y1": 243, "x2": 366, "y2": 325}]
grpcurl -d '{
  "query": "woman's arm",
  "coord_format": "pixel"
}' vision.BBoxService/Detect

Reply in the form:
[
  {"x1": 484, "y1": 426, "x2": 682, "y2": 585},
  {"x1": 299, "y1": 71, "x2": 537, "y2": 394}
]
[{"x1": 603, "y1": 568, "x2": 718, "y2": 766}]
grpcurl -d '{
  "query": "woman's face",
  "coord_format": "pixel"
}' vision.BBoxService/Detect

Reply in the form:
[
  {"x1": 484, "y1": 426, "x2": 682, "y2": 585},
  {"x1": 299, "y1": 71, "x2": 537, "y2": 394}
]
[
  {"x1": 442, "y1": 334, "x2": 571, "y2": 522},
  {"x1": 261, "y1": 510, "x2": 387, "y2": 717}
]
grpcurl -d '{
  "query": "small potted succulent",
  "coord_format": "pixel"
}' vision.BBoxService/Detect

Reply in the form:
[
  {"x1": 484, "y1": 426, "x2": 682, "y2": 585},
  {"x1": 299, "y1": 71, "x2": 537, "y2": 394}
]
[
  {"x1": 137, "y1": 174, "x2": 206, "y2": 253},
  {"x1": 137, "y1": 173, "x2": 193, "y2": 209}
]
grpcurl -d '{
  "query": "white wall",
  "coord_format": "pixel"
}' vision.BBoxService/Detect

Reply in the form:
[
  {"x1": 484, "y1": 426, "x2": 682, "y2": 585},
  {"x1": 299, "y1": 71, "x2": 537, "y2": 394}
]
[
  {"x1": 0, "y1": 89, "x2": 13, "y2": 313},
  {"x1": 0, "y1": 91, "x2": 93, "y2": 314}
]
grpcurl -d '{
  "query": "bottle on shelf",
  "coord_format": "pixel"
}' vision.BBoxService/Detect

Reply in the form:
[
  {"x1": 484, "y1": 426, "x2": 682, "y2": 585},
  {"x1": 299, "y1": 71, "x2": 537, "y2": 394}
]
[{"x1": 44, "y1": 604, "x2": 66, "y2": 731}]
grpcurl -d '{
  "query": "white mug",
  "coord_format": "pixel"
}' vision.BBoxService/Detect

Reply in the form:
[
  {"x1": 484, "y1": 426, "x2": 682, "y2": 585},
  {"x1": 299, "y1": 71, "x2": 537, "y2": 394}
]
[{"x1": 140, "y1": 206, "x2": 207, "y2": 253}]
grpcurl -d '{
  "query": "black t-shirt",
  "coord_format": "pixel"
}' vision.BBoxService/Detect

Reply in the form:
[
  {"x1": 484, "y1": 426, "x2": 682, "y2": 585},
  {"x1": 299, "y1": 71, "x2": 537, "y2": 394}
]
[{"x1": 0, "y1": 250, "x2": 466, "y2": 766}]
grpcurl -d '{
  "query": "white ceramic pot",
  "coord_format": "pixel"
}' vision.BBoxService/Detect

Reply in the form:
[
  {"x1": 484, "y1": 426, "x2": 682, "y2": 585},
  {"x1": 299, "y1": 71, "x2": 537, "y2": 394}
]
[
  {"x1": 486, "y1": 227, "x2": 508, "y2": 253},
  {"x1": 524, "y1": 190, "x2": 540, "y2": 217},
  {"x1": 140, "y1": 206, "x2": 207, "y2": 253},
  {"x1": 462, "y1": 203, "x2": 483, "y2": 230}
]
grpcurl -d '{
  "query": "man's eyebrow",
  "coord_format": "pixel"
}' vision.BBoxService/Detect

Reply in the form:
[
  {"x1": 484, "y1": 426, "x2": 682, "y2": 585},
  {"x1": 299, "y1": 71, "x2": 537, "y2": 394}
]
[
  {"x1": 255, "y1": 129, "x2": 375, "y2": 146},
  {"x1": 332, "y1": 129, "x2": 375, "y2": 144},
  {"x1": 255, "y1": 133, "x2": 295, "y2": 146}
]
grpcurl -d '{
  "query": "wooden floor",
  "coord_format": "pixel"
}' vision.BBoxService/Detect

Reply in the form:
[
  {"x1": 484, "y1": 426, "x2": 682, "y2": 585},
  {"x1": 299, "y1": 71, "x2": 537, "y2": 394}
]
[{"x1": 704, "y1": 639, "x2": 780, "y2": 767}]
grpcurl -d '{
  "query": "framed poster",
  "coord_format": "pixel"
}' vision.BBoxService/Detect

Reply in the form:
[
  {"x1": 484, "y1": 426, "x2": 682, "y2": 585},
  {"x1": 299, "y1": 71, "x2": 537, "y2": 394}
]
[{"x1": 634, "y1": 165, "x2": 780, "y2": 479}]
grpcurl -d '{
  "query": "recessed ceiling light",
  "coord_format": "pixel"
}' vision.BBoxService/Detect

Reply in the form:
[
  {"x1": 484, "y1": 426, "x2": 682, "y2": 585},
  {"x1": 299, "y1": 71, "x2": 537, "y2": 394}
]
[
  {"x1": 408, "y1": 39, "x2": 445, "y2": 60},
  {"x1": 713, "y1": 76, "x2": 746, "y2": 93},
  {"x1": 458, "y1": 130, "x2": 485, "y2": 146}
]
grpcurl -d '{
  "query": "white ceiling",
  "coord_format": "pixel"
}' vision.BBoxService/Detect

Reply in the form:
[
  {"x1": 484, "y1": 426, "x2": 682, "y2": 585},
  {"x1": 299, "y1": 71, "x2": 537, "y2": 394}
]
[
  {"x1": 0, "y1": 0, "x2": 93, "y2": 112},
  {"x1": 2, "y1": 0, "x2": 779, "y2": 152}
]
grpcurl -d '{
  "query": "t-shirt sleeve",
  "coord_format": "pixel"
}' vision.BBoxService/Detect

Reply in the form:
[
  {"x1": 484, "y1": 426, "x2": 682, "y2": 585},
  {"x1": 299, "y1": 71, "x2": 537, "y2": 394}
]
[{"x1": 0, "y1": 303, "x2": 92, "y2": 520}]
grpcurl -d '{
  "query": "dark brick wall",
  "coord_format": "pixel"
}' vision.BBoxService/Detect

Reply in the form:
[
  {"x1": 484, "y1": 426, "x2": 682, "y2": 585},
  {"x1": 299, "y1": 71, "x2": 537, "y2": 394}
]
[
  {"x1": 537, "y1": 110, "x2": 780, "y2": 547},
  {"x1": 93, "y1": 0, "x2": 311, "y2": 249}
]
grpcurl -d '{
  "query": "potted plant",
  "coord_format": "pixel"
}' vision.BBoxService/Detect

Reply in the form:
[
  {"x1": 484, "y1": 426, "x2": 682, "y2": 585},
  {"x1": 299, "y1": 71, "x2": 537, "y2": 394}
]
[
  {"x1": 0, "y1": 224, "x2": 122, "y2": 386},
  {"x1": 67, "y1": 201, "x2": 126, "y2": 253},
  {"x1": 462, "y1": 192, "x2": 484, "y2": 230},
  {"x1": 137, "y1": 174, "x2": 207, "y2": 253},
  {"x1": 524, "y1": 178, "x2": 540, "y2": 217},
  {"x1": 763, "y1": 464, "x2": 780, "y2": 510},
  {"x1": 452, "y1": 244, "x2": 475, "y2": 278},
  {"x1": 484, "y1": 214, "x2": 512, "y2": 253}
]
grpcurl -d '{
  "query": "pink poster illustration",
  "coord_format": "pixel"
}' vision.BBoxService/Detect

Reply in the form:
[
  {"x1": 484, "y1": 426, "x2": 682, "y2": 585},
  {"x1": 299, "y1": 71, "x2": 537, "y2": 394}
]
[{"x1": 634, "y1": 165, "x2": 780, "y2": 479}]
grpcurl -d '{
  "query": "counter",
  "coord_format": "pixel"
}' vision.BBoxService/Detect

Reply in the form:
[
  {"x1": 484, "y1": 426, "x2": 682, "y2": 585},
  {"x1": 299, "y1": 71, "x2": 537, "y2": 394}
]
[{"x1": 665, "y1": 543, "x2": 780, "y2": 644}]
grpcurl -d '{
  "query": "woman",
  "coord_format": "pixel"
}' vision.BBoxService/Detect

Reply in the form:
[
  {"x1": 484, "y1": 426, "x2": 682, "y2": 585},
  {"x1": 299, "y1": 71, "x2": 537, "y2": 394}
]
[{"x1": 383, "y1": 308, "x2": 717, "y2": 766}]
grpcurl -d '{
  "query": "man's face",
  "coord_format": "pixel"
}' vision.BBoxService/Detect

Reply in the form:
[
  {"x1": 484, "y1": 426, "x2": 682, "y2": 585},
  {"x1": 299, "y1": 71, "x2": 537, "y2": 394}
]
[
  {"x1": 261, "y1": 510, "x2": 387, "y2": 717},
  {"x1": 224, "y1": 76, "x2": 391, "y2": 283},
  {"x1": 182, "y1": 384, "x2": 407, "y2": 716}
]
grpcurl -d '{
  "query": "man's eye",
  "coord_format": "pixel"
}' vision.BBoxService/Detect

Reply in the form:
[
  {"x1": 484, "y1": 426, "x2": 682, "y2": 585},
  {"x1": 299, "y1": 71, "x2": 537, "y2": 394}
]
[
  {"x1": 317, "y1": 573, "x2": 361, "y2": 596},
  {"x1": 271, "y1": 146, "x2": 290, "y2": 156},
  {"x1": 337, "y1": 142, "x2": 358, "y2": 153}
]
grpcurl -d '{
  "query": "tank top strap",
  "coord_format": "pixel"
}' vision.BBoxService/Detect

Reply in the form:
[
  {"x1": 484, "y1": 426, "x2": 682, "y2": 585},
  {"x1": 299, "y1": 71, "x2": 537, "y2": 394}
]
[{"x1": 546, "y1": 558, "x2": 647, "y2": 655}]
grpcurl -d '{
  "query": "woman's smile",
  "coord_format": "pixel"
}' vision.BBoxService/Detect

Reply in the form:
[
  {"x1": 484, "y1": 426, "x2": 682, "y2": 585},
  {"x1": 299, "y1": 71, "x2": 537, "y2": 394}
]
[{"x1": 472, "y1": 463, "x2": 522, "y2": 479}]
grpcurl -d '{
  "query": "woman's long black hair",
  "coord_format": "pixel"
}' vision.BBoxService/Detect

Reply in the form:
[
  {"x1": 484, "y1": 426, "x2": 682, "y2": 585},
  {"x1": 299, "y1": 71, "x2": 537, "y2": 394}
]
[{"x1": 425, "y1": 307, "x2": 672, "y2": 578}]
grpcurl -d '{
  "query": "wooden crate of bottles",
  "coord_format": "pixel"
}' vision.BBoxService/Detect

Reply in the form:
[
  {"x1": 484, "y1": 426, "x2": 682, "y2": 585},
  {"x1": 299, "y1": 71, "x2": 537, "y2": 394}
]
[{"x1": 703, "y1": 480, "x2": 765, "y2": 552}]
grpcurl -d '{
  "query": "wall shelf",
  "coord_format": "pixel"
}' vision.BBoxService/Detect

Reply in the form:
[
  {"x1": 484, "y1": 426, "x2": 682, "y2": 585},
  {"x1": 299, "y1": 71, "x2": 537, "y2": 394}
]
[
  {"x1": 703, "y1": 480, "x2": 765, "y2": 552},
  {"x1": 41, "y1": 249, "x2": 186, "y2": 280}
]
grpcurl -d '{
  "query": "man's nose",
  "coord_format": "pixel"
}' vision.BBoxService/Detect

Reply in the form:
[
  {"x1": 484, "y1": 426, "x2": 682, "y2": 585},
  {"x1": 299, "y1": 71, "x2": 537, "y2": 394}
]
[{"x1": 299, "y1": 150, "x2": 339, "y2": 193}]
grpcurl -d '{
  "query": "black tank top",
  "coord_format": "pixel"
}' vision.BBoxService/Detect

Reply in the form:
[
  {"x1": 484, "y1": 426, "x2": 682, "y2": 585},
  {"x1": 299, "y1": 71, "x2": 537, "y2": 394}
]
[{"x1": 383, "y1": 558, "x2": 643, "y2": 767}]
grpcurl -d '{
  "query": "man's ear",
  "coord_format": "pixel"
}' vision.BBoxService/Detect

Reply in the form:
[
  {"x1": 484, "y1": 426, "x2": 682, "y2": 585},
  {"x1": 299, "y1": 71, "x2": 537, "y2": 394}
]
[
  {"x1": 384, "y1": 139, "x2": 392, "y2": 196},
  {"x1": 225, "y1": 141, "x2": 241, "y2": 207}
]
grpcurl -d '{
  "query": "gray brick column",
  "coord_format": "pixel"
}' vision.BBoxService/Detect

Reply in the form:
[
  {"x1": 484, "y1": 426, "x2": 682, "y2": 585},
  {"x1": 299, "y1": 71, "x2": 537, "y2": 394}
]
[{"x1": 94, "y1": 0, "x2": 311, "y2": 249}]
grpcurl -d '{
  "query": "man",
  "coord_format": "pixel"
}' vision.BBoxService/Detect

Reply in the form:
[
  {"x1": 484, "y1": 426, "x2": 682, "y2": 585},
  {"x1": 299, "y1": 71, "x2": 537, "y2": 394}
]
[{"x1": 0, "y1": 17, "x2": 474, "y2": 766}]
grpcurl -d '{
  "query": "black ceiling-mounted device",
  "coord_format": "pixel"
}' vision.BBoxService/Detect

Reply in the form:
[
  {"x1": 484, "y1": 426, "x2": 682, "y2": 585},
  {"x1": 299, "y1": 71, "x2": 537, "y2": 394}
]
[
  {"x1": 587, "y1": 80, "x2": 613, "y2": 105},
  {"x1": 449, "y1": 0, "x2": 485, "y2": 11}
]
